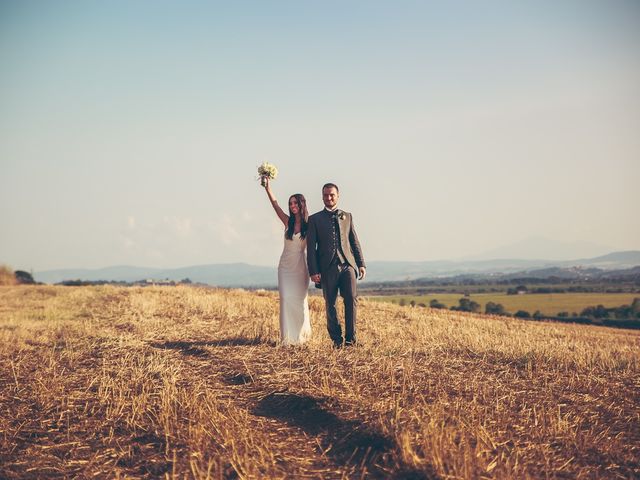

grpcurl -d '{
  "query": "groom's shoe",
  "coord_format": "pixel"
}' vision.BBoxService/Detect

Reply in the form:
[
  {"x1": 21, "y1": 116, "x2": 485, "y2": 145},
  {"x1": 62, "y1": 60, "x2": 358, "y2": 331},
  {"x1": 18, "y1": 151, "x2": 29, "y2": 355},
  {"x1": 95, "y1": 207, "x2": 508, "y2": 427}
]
[{"x1": 345, "y1": 340, "x2": 357, "y2": 347}]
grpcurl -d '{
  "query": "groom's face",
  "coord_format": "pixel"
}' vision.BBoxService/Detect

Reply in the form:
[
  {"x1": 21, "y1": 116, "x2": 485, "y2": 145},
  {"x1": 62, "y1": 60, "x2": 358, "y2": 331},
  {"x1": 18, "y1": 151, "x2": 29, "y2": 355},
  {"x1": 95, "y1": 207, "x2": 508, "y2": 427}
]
[{"x1": 322, "y1": 186, "x2": 339, "y2": 209}]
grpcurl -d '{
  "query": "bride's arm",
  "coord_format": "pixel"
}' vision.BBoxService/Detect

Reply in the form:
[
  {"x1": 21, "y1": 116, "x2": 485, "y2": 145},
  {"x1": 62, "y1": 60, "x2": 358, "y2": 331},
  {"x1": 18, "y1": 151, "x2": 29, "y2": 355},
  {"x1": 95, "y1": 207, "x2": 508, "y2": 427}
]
[{"x1": 263, "y1": 177, "x2": 289, "y2": 226}]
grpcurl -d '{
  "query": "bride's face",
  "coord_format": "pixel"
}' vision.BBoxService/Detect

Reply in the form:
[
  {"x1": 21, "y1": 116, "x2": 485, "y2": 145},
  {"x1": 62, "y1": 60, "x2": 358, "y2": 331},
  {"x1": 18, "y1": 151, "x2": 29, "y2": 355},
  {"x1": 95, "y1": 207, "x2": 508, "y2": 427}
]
[{"x1": 289, "y1": 197, "x2": 300, "y2": 215}]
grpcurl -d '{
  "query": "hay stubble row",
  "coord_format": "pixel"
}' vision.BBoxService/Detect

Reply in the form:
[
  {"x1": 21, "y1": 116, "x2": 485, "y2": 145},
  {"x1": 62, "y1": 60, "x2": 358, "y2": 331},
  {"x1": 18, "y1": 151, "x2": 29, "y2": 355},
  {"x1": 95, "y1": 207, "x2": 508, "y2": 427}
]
[{"x1": 0, "y1": 285, "x2": 638, "y2": 478}]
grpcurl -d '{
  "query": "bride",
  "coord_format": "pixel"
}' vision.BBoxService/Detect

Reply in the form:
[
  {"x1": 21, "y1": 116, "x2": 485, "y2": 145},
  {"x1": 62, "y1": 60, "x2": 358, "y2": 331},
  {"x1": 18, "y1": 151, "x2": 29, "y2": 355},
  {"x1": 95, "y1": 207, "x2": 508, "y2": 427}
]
[{"x1": 263, "y1": 177, "x2": 312, "y2": 345}]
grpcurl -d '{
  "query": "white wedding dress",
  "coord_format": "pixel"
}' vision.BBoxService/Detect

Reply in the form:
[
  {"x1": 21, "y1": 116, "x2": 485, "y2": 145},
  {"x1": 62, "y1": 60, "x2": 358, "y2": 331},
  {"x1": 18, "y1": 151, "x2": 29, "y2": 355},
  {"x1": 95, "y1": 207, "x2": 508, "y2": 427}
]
[{"x1": 277, "y1": 232, "x2": 311, "y2": 345}]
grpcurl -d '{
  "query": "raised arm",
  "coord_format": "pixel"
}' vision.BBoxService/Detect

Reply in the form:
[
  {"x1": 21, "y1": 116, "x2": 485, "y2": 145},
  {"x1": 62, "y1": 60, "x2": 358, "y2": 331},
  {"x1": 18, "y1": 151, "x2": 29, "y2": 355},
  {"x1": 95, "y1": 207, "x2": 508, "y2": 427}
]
[{"x1": 263, "y1": 177, "x2": 288, "y2": 226}]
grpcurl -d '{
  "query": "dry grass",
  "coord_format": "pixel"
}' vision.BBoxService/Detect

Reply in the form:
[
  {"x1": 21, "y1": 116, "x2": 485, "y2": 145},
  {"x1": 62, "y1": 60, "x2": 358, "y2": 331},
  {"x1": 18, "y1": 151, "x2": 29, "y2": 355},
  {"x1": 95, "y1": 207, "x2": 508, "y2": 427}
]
[
  {"x1": 0, "y1": 285, "x2": 638, "y2": 479},
  {"x1": 0, "y1": 265, "x2": 17, "y2": 286}
]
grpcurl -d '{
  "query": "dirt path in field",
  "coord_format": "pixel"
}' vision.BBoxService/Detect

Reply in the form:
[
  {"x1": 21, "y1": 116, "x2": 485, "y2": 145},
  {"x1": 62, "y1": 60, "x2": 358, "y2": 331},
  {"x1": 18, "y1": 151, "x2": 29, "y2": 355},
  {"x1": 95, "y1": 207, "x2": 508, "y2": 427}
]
[{"x1": 150, "y1": 338, "x2": 431, "y2": 479}]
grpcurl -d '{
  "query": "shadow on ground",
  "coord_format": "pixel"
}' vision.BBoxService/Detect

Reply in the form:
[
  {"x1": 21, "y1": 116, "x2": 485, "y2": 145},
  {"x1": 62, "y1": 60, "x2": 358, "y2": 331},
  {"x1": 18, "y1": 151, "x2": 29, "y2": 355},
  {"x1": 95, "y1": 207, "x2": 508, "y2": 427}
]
[
  {"x1": 150, "y1": 336, "x2": 277, "y2": 357},
  {"x1": 253, "y1": 392, "x2": 436, "y2": 479},
  {"x1": 149, "y1": 339, "x2": 436, "y2": 478}
]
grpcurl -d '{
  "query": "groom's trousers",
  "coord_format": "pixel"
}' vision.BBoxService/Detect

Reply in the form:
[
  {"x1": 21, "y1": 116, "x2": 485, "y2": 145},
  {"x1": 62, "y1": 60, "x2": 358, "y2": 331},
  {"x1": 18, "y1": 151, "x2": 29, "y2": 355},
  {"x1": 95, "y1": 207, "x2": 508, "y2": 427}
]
[{"x1": 322, "y1": 260, "x2": 358, "y2": 345}]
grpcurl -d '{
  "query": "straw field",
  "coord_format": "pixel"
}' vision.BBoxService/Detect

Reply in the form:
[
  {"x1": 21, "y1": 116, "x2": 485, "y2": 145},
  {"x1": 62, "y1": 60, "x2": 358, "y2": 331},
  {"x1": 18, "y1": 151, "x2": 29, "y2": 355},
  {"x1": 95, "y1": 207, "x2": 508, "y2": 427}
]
[
  {"x1": 0, "y1": 265, "x2": 17, "y2": 286},
  {"x1": 1, "y1": 285, "x2": 638, "y2": 479}
]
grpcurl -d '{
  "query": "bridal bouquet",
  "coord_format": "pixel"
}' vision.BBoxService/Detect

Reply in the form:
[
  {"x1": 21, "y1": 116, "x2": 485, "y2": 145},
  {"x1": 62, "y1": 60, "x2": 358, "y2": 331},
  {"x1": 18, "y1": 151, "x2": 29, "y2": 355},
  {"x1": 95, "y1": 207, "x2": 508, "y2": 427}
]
[{"x1": 257, "y1": 162, "x2": 278, "y2": 187}]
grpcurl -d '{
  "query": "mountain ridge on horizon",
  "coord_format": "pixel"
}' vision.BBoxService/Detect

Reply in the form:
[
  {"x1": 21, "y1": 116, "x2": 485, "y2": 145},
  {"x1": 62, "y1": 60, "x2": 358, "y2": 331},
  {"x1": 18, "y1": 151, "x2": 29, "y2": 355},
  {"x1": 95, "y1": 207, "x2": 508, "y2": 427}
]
[
  {"x1": 459, "y1": 236, "x2": 617, "y2": 262},
  {"x1": 33, "y1": 250, "x2": 640, "y2": 286}
]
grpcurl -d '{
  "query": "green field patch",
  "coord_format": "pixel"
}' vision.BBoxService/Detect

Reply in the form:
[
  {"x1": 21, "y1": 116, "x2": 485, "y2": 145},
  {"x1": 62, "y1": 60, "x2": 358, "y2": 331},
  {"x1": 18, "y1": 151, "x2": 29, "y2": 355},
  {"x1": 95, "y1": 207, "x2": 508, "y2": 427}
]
[{"x1": 368, "y1": 293, "x2": 639, "y2": 317}]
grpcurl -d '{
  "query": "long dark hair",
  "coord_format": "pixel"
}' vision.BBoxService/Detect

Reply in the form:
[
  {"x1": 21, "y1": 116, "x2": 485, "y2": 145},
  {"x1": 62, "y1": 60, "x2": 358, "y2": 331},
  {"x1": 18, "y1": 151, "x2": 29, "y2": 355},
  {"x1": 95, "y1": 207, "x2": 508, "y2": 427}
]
[{"x1": 286, "y1": 194, "x2": 308, "y2": 240}]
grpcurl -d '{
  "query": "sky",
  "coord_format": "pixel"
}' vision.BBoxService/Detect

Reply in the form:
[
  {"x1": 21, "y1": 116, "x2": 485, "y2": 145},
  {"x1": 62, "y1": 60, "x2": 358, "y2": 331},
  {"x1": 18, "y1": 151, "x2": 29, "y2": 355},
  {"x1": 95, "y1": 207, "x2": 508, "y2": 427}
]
[{"x1": 1, "y1": 0, "x2": 639, "y2": 271}]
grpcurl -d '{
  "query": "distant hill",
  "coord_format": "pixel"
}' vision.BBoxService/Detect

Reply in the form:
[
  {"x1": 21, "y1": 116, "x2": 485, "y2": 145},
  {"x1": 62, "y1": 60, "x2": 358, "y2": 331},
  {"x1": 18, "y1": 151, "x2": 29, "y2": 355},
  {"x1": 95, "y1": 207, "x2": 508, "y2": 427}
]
[
  {"x1": 570, "y1": 251, "x2": 640, "y2": 268},
  {"x1": 36, "y1": 263, "x2": 277, "y2": 287},
  {"x1": 36, "y1": 266, "x2": 165, "y2": 284},
  {"x1": 363, "y1": 259, "x2": 556, "y2": 282},
  {"x1": 35, "y1": 250, "x2": 640, "y2": 287},
  {"x1": 465, "y1": 236, "x2": 616, "y2": 261}
]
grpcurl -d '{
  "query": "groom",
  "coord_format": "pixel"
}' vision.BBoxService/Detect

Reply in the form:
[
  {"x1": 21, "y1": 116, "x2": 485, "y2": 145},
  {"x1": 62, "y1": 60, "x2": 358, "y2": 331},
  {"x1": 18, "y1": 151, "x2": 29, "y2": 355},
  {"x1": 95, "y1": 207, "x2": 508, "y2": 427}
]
[{"x1": 307, "y1": 183, "x2": 366, "y2": 347}]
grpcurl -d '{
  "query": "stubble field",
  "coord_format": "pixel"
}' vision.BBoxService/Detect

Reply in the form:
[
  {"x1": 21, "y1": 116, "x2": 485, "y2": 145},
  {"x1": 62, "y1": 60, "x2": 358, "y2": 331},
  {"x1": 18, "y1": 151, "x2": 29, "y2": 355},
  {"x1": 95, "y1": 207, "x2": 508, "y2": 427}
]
[{"x1": 0, "y1": 285, "x2": 638, "y2": 479}]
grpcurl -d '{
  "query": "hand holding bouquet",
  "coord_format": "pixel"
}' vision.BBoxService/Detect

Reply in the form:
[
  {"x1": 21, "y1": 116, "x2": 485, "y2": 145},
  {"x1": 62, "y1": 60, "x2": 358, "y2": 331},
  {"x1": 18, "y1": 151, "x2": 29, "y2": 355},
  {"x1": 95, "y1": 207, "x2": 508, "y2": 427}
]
[{"x1": 257, "y1": 162, "x2": 278, "y2": 187}]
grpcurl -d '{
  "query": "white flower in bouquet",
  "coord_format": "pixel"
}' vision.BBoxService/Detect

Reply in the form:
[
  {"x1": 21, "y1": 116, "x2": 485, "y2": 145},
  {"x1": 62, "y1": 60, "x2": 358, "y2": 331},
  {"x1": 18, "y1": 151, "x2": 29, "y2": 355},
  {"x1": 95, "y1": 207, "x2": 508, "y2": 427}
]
[{"x1": 257, "y1": 162, "x2": 278, "y2": 186}]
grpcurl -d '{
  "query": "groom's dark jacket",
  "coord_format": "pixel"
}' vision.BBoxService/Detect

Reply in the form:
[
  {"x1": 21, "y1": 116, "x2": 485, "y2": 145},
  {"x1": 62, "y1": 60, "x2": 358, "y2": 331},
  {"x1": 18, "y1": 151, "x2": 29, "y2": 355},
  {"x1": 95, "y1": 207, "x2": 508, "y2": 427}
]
[{"x1": 307, "y1": 208, "x2": 365, "y2": 276}]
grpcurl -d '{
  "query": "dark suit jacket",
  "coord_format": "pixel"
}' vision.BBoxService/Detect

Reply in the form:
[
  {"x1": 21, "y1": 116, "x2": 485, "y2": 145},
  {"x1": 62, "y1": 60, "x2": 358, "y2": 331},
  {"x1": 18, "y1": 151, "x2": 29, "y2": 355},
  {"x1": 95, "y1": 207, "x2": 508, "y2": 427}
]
[{"x1": 307, "y1": 209, "x2": 366, "y2": 276}]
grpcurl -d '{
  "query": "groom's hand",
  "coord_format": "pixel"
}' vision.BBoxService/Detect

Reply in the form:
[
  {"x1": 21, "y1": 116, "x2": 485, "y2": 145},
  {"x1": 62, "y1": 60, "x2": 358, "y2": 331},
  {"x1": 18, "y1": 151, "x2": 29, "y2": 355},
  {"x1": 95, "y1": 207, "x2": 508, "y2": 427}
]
[
  {"x1": 358, "y1": 267, "x2": 366, "y2": 280},
  {"x1": 311, "y1": 274, "x2": 321, "y2": 283}
]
